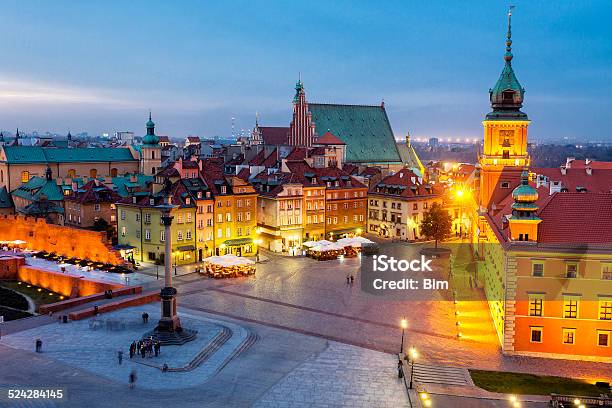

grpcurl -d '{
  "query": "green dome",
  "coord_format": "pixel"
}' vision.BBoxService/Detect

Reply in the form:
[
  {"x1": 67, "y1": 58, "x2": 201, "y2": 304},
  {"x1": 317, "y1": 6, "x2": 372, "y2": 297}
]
[
  {"x1": 142, "y1": 133, "x2": 159, "y2": 145},
  {"x1": 512, "y1": 170, "x2": 538, "y2": 202}
]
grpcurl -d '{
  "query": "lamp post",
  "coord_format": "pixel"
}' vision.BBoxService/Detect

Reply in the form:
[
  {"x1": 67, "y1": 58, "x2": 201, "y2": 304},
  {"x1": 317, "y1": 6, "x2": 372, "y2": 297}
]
[
  {"x1": 400, "y1": 318, "x2": 408, "y2": 354},
  {"x1": 408, "y1": 346, "x2": 417, "y2": 389}
]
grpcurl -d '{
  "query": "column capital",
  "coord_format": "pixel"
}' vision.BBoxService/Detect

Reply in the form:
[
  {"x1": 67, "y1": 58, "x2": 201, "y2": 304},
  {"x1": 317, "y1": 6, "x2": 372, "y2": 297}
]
[{"x1": 161, "y1": 215, "x2": 174, "y2": 226}]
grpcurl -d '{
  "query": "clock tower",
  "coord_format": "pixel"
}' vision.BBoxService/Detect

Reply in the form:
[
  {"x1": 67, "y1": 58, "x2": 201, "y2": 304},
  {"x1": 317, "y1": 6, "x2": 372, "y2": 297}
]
[{"x1": 479, "y1": 8, "x2": 530, "y2": 210}]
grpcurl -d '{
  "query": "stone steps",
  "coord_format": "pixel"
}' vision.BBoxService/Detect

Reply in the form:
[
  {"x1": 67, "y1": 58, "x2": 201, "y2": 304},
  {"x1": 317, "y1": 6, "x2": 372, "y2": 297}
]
[{"x1": 167, "y1": 326, "x2": 232, "y2": 372}]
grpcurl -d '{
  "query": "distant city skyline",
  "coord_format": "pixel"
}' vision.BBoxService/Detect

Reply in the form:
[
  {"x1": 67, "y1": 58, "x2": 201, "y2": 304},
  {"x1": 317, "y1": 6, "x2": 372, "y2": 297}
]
[{"x1": 1, "y1": 1, "x2": 611, "y2": 141}]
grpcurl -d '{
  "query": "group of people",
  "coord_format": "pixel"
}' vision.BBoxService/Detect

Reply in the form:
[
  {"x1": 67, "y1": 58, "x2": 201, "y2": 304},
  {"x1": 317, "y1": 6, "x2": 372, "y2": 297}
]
[
  {"x1": 345, "y1": 274, "x2": 355, "y2": 285},
  {"x1": 129, "y1": 337, "x2": 161, "y2": 359}
]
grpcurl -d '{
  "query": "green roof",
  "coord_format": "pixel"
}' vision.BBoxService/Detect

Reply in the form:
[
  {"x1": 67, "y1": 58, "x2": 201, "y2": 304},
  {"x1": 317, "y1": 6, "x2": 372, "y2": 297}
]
[
  {"x1": 309, "y1": 104, "x2": 402, "y2": 164},
  {"x1": 11, "y1": 176, "x2": 64, "y2": 202},
  {"x1": 1, "y1": 146, "x2": 137, "y2": 164},
  {"x1": 112, "y1": 174, "x2": 153, "y2": 197},
  {"x1": 396, "y1": 142, "x2": 425, "y2": 177},
  {"x1": 224, "y1": 237, "x2": 253, "y2": 246},
  {"x1": 0, "y1": 186, "x2": 14, "y2": 208}
]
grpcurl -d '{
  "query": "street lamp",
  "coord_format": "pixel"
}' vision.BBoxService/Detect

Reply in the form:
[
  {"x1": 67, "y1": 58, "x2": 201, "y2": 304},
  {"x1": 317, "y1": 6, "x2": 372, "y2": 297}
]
[
  {"x1": 400, "y1": 318, "x2": 408, "y2": 354},
  {"x1": 408, "y1": 346, "x2": 417, "y2": 389}
]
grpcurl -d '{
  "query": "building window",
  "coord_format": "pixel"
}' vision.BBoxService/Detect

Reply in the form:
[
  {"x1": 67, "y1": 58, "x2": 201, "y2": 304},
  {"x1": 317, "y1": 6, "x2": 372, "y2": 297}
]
[
  {"x1": 530, "y1": 327, "x2": 543, "y2": 343},
  {"x1": 177, "y1": 231, "x2": 183, "y2": 241},
  {"x1": 217, "y1": 228, "x2": 222, "y2": 238},
  {"x1": 67, "y1": 169, "x2": 76, "y2": 178},
  {"x1": 598, "y1": 331, "x2": 611, "y2": 347},
  {"x1": 177, "y1": 214, "x2": 183, "y2": 223},
  {"x1": 94, "y1": 203, "x2": 101, "y2": 212},
  {"x1": 186, "y1": 230, "x2": 192, "y2": 240},
  {"x1": 186, "y1": 213, "x2": 192, "y2": 223},
  {"x1": 565, "y1": 263, "x2": 578, "y2": 278},
  {"x1": 602, "y1": 263, "x2": 612, "y2": 280},
  {"x1": 221, "y1": 186, "x2": 227, "y2": 194},
  {"x1": 21, "y1": 171, "x2": 30, "y2": 183},
  {"x1": 121, "y1": 226, "x2": 126, "y2": 237},
  {"x1": 89, "y1": 169, "x2": 97, "y2": 178},
  {"x1": 562, "y1": 328, "x2": 576, "y2": 345},
  {"x1": 563, "y1": 297, "x2": 579, "y2": 319},
  {"x1": 207, "y1": 219, "x2": 213, "y2": 227},
  {"x1": 226, "y1": 227, "x2": 231, "y2": 238},
  {"x1": 237, "y1": 227, "x2": 242, "y2": 237},
  {"x1": 246, "y1": 212, "x2": 251, "y2": 221},
  {"x1": 144, "y1": 213, "x2": 151, "y2": 224},
  {"x1": 532, "y1": 262, "x2": 544, "y2": 277},
  {"x1": 500, "y1": 181, "x2": 510, "y2": 189},
  {"x1": 528, "y1": 295, "x2": 544, "y2": 317},
  {"x1": 145, "y1": 229, "x2": 151, "y2": 241},
  {"x1": 121, "y1": 210, "x2": 126, "y2": 220},
  {"x1": 413, "y1": 203, "x2": 418, "y2": 210},
  {"x1": 599, "y1": 299, "x2": 612, "y2": 320},
  {"x1": 160, "y1": 230, "x2": 165, "y2": 242},
  {"x1": 135, "y1": 213, "x2": 140, "y2": 222},
  {"x1": 226, "y1": 213, "x2": 231, "y2": 222}
]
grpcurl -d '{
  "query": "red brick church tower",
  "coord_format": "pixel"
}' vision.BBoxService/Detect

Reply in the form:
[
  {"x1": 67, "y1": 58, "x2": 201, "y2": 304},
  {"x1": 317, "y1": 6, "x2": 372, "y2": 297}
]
[{"x1": 289, "y1": 79, "x2": 316, "y2": 147}]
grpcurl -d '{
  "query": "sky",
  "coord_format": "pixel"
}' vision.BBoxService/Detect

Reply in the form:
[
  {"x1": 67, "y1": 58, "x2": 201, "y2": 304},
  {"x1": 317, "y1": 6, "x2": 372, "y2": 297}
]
[{"x1": 1, "y1": 0, "x2": 611, "y2": 142}]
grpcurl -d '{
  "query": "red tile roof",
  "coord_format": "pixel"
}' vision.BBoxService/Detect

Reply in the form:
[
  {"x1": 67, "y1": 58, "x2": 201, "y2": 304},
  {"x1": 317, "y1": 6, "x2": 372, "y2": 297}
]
[
  {"x1": 532, "y1": 167, "x2": 612, "y2": 194},
  {"x1": 316, "y1": 132, "x2": 345, "y2": 145},
  {"x1": 236, "y1": 168, "x2": 250, "y2": 181},
  {"x1": 187, "y1": 136, "x2": 200, "y2": 143},
  {"x1": 565, "y1": 158, "x2": 612, "y2": 170},
  {"x1": 285, "y1": 147, "x2": 309, "y2": 161},
  {"x1": 537, "y1": 192, "x2": 612, "y2": 244},
  {"x1": 371, "y1": 167, "x2": 441, "y2": 198},
  {"x1": 66, "y1": 180, "x2": 121, "y2": 204},
  {"x1": 259, "y1": 127, "x2": 289, "y2": 145}
]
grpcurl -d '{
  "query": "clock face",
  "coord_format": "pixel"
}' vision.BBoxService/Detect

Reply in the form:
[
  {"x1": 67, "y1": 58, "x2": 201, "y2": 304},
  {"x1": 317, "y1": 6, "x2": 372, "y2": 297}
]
[{"x1": 499, "y1": 129, "x2": 515, "y2": 146}]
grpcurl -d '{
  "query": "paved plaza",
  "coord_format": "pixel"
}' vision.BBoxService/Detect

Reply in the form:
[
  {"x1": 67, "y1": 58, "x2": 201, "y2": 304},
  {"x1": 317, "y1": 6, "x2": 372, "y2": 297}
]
[{"x1": 1, "y1": 241, "x2": 611, "y2": 407}]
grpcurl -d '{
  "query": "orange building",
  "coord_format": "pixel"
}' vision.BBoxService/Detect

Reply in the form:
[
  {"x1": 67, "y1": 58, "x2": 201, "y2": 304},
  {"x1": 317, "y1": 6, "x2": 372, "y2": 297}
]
[{"x1": 475, "y1": 11, "x2": 612, "y2": 362}]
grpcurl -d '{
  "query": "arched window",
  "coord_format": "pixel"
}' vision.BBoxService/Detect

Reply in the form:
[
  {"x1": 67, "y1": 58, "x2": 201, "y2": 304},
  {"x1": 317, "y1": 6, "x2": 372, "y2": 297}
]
[
  {"x1": 151, "y1": 151, "x2": 155, "y2": 160},
  {"x1": 151, "y1": 167, "x2": 156, "y2": 175},
  {"x1": 21, "y1": 171, "x2": 29, "y2": 183},
  {"x1": 110, "y1": 168, "x2": 118, "y2": 177},
  {"x1": 67, "y1": 169, "x2": 76, "y2": 178},
  {"x1": 89, "y1": 168, "x2": 98, "y2": 178}
]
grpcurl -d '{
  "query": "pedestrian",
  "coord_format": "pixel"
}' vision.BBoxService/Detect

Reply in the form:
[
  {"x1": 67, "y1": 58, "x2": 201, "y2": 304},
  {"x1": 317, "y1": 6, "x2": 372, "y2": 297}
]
[
  {"x1": 129, "y1": 370, "x2": 137, "y2": 389},
  {"x1": 94, "y1": 305, "x2": 99, "y2": 315},
  {"x1": 117, "y1": 349, "x2": 123, "y2": 365},
  {"x1": 346, "y1": 275, "x2": 350, "y2": 284},
  {"x1": 35, "y1": 338, "x2": 42, "y2": 353},
  {"x1": 154, "y1": 341, "x2": 160, "y2": 357},
  {"x1": 350, "y1": 275, "x2": 354, "y2": 284},
  {"x1": 162, "y1": 363, "x2": 168, "y2": 372},
  {"x1": 140, "y1": 344, "x2": 146, "y2": 359},
  {"x1": 142, "y1": 312, "x2": 149, "y2": 324},
  {"x1": 129, "y1": 343, "x2": 134, "y2": 359}
]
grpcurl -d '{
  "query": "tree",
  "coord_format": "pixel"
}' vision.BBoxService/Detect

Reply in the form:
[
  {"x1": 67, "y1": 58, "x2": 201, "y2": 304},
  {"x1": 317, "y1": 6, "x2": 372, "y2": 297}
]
[{"x1": 419, "y1": 202, "x2": 452, "y2": 249}]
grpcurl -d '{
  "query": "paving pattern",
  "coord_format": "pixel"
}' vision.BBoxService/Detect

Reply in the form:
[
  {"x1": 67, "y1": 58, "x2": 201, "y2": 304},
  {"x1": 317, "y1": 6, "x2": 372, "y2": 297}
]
[{"x1": 253, "y1": 342, "x2": 409, "y2": 408}]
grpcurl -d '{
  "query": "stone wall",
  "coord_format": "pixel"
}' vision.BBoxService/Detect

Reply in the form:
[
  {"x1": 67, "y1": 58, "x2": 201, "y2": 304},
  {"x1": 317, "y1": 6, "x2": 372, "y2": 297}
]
[
  {"x1": 17, "y1": 266, "x2": 124, "y2": 297},
  {"x1": 0, "y1": 214, "x2": 124, "y2": 265},
  {"x1": 0, "y1": 256, "x2": 25, "y2": 279}
]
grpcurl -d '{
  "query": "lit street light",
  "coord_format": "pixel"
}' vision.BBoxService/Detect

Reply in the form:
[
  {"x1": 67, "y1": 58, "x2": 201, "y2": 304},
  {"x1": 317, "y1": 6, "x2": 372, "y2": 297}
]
[{"x1": 408, "y1": 346, "x2": 418, "y2": 389}]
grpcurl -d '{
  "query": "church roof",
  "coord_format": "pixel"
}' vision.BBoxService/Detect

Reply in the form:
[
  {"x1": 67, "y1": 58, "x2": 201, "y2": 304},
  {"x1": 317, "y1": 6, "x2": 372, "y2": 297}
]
[
  {"x1": 308, "y1": 103, "x2": 402, "y2": 164},
  {"x1": 1, "y1": 146, "x2": 137, "y2": 164},
  {"x1": 396, "y1": 142, "x2": 425, "y2": 177},
  {"x1": 11, "y1": 176, "x2": 64, "y2": 202},
  {"x1": 259, "y1": 127, "x2": 289, "y2": 146},
  {"x1": 316, "y1": 132, "x2": 345, "y2": 145},
  {"x1": 0, "y1": 186, "x2": 14, "y2": 209}
]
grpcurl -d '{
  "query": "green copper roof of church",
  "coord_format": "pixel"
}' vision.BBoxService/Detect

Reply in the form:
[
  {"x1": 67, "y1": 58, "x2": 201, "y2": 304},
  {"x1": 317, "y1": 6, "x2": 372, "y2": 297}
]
[
  {"x1": 1, "y1": 146, "x2": 137, "y2": 164},
  {"x1": 308, "y1": 103, "x2": 402, "y2": 164},
  {"x1": 0, "y1": 186, "x2": 14, "y2": 208}
]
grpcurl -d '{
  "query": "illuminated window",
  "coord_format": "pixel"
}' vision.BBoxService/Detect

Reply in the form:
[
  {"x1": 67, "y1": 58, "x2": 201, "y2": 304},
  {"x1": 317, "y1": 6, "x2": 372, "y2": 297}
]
[
  {"x1": 89, "y1": 169, "x2": 97, "y2": 178},
  {"x1": 562, "y1": 328, "x2": 576, "y2": 345},
  {"x1": 528, "y1": 295, "x2": 544, "y2": 317},
  {"x1": 563, "y1": 297, "x2": 580, "y2": 319},
  {"x1": 530, "y1": 327, "x2": 543, "y2": 343},
  {"x1": 67, "y1": 169, "x2": 76, "y2": 178},
  {"x1": 21, "y1": 171, "x2": 30, "y2": 183},
  {"x1": 599, "y1": 299, "x2": 612, "y2": 320}
]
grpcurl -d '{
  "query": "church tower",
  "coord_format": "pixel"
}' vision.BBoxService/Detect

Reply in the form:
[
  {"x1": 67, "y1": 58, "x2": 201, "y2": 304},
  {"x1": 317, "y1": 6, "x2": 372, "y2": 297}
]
[
  {"x1": 288, "y1": 79, "x2": 316, "y2": 147},
  {"x1": 479, "y1": 7, "x2": 530, "y2": 210},
  {"x1": 140, "y1": 112, "x2": 162, "y2": 175}
]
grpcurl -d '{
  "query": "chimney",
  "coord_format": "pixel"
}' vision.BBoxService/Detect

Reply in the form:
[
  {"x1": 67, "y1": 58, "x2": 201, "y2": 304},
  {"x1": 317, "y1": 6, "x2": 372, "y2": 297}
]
[
  {"x1": 132, "y1": 196, "x2": 137, "y2": 204},
  {"x1": 560, "y1": 166, "x2": 567, "y2": 175},
  {"x1": 586, "y1": 166, "x2": 592, "y2": 176},
  {"x1": 130, "y1": 174, "x2": 137, "y2": 183}
]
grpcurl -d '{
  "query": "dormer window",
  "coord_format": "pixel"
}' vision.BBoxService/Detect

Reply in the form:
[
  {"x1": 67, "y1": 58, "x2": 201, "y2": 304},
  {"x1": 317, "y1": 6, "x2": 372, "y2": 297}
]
[
  {"x1": 197, "y1": 192, "x2": 202, "y2": 198},
  {"x1": 502, "y1": 90, "x2": 515, "y2": 103},
  {"x1": 221, "y1": 186, "x2": 227, "y2": 194},
  {"x1": 186, "y1": 198, "x2": 191, "y2": 205},
  {"x1": 149, "y1": 198, "x2": 154, "y2": 206}
]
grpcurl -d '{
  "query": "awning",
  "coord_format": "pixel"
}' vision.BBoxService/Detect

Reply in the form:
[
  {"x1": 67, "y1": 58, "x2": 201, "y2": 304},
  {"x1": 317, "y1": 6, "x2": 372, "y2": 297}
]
[
  {"x1": 223, "y1": 238, "x2": 254, "y2": 247},
  {"x1": 330, "y1": 228, "x2": 359, "y2": 235},
  {"x1": 114, "y1": 244, "x2": 136, "y2": 250},
  {"x1": 177, "y1": 245, "x2": 196, "y2": 251}
]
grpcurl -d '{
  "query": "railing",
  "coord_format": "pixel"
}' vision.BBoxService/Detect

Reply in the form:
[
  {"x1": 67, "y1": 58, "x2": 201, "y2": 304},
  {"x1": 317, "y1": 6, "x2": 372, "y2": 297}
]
[{"x1": 550, "y1": 393, "x2": 612, "y2": 407}]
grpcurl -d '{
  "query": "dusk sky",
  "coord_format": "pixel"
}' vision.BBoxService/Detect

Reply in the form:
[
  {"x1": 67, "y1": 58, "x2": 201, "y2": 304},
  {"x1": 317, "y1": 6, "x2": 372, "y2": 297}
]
[{"x1": 1, "y1": 1, "x2": 611, "y2": 142}]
